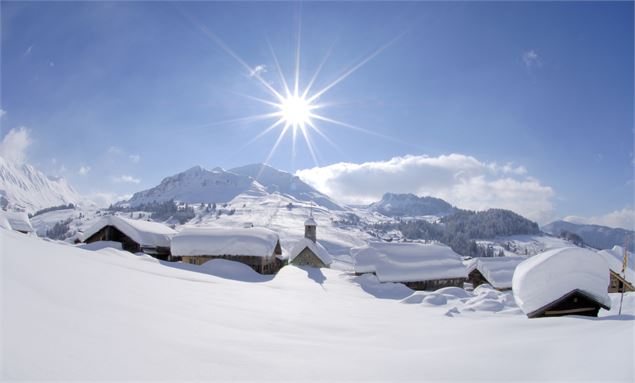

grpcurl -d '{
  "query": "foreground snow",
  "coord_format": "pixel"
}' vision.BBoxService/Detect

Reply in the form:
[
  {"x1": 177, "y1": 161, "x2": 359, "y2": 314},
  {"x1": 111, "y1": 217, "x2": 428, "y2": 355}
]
[{"x1": 2, "y1": 230, "x2": 633, "y2": 381}]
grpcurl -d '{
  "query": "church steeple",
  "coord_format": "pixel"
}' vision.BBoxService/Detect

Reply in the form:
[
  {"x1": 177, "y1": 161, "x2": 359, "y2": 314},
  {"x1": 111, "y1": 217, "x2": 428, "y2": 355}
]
[{"x1": 304, "y1": 206, "x2": 317, "y2": 243}]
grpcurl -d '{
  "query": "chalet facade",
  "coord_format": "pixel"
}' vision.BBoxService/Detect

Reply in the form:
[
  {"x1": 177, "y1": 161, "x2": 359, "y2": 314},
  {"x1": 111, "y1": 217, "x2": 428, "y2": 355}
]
[
  {"x1": 598, "y1": 246, "x2": 634, "y2": 293},
  {"x1": 526, "y1": 289, "x2": 611, "y2": 318},
  {"x1": 608, "y1": 270, "x2": 634, "y2": 293},
  {"x1": 82, "y1": 215, "x2": 176, "y2": 261},
  {"x1": 171, "y1": 227, "x2": 283, "y2": 275},
  {"x1": 352, "y1": 242, "x2": 467, "y2": 291},
  {"x1": 465, "y1": 256, "x2": 526, "y2": 291},
  {"x1": 289, "y1": 217, "x2": 332, "y2": 268}
]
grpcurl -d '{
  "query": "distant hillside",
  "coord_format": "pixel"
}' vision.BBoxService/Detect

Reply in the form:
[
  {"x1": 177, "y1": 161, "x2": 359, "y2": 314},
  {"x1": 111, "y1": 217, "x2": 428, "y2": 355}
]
[
  {"x1": 373, "y1": 208, "x2": 541, "y2": 257},
  {"x1": 369, "y1": 193, "x2": 455, "y2": 217},
  {"x1": 542, "y1": 220, "x2": 634, "y2": 252}
]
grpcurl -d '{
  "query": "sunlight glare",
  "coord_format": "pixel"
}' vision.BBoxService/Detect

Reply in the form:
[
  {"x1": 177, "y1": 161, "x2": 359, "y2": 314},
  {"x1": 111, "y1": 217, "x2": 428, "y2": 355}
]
[{"x1": 279, "y1": 94, "x2": 313, "y2": 127}]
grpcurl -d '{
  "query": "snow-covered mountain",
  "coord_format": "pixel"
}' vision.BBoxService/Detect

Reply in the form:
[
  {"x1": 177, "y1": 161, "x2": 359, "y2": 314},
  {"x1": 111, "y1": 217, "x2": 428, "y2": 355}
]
[
  {"x1": 125, "y1": 165, "x2": 266, "y2": 207},
  {"x1": 125, "y1": 164, "x2": 345, "y2": 211},
  {"x1": 542, "y1": 220, "x2": 634, "y2": 252},
  {"x1": 368, "y1": 193, "x2": 455, "y2": 218},
  {"x1": 230, "y1": 164, "x2": 345, "y2": 211},
  {"x1": 0, "y1": 156, "x2": 83, "y2": 213}
]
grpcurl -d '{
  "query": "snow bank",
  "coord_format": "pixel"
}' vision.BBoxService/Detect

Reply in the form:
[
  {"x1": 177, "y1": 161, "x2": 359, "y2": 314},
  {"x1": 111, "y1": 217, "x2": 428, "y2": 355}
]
[
  {"x1": 400, "y1": 283, "x2": 520, "y2": 315},
  {"x1": 77, "y1": 240, "x2": 123, "y2": 251},
  {"x1": 2, "y1": 211, "x2": 34, "y2": 233},
  {"x1": 3, "y1": 229, "x2": 634, "y2": 381},
  {"x1": 289, "y1": 237, "x2": 332, "y2": 265},
  {"x1": 598, "y1": 245, "x2": 634, "y2": 285},
  {"x1": 351, "y1": 242, "x2": 467, "y2": 282},
  {"x1": 197, "y1": 259, "x2": 272, "y2": 282},
  {"x1": 171, "y1": 226, "x2": 280, "y2": 257},
  {"x1": 512, "y1": 247, "x2": 611, "y2": 315},
  {"x1": 81, "y1": 215, "x2": 176, "y2": 248}
]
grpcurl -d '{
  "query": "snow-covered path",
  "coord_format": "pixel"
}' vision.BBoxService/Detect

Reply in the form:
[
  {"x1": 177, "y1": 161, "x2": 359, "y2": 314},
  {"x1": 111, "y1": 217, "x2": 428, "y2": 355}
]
[{"x1": 2, "y1": 230, "x2": 633, "y2": 381}]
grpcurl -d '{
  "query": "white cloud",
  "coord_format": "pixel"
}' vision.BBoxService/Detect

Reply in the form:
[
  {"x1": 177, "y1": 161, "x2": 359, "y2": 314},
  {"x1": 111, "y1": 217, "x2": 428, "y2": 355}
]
[
  {"x1": 296, "y1": 154, "x2": 555, "y2": 223},
  {"x1": 107, "y1": 146, "x2": 123, "y2": 156},
  {"x1": 112, "y1": 175, "x2": 140, "y2": 184},
  {"x1": 249, "y1": 65, "x2": 267, "y2": 78},
  {"x1": 87, "y1": 192, "x2": 131, "y2": 207},
  {"x1": 0, "y1": 127, "x2": 32, "y2": 164},
  {"x1": 563, "y1": 208, "x2": 635, "y2": 231},
  {"x1": 522, "y1": 49, "x2": 542, "y2": 68},
  {"x1": 78, "y1": 165, "x2": 91, "y2": 176},
  {"x1": 129, "y1": 154, "x2": 141, "y2": 163}
]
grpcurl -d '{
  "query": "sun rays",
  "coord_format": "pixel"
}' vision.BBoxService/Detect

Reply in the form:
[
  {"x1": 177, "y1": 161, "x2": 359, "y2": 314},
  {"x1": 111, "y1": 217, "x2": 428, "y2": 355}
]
[{"x1": 179, "y1": 5, "x2": 403, "y2": 168}]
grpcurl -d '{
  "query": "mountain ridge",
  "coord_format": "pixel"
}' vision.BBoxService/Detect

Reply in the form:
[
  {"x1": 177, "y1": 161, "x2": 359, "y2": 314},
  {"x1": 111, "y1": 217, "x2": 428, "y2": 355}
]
[
  {"x1": 124, "y1": 163, "x2": 346, "y2": 211},
  {"x1": 0, "y1": 156, "x2": 83, "y2": 213}
]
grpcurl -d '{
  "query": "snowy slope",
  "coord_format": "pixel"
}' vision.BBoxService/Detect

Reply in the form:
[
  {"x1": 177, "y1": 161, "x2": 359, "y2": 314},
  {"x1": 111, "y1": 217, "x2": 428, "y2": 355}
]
[
  {"x1": 230, "y1": 163, "x2": 346, "y2": 211},
  {"x1": 0, "y1": 156, "x2": 83, "y2": 213},
  {"x1": 3, "y1": 229, "x2": 634, "y2": 381},
  {"x1": 543, "y1": 220, "x2": 634, "y2": 252},
  {"x1": 193, "y1": 191, "x2": 370, "y2": 258},
  {"x1": 125, "y1": 165, "x2": 266, "y2": 206}
]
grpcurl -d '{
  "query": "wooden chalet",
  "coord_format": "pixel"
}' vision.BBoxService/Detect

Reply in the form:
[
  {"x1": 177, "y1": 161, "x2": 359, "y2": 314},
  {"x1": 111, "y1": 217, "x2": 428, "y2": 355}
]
[
  {"x1": 3, "y1": 211, "x2": 34, "y2": 234},
  {"x1": 352, "y1": 242, "x2": 467, "y2": 291},
  {"x1": 465, "y1": 256, "x2": 526, "y2": 291},
  {"x1": 513, "y1": 247, "x2": 612, "y2": 319},
  {"x1": 171, "y1": 226, "x2": 283, "y2": 275},
  {"x1": 598, "y1": 246, "x2": 634, "y2": 293},
  {"x1": 608, "y1": 270, "x2": 634, "y2": 293},
  {"x1": 82, "y1": 215, "x2": 176, "y2": 261}
]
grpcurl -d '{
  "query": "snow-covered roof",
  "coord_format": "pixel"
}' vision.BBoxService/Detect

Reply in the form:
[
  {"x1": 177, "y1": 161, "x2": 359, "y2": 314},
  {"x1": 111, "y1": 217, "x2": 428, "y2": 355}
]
[
  {"x1": 289, "y1": 238, "x2": 332, "y2": 265},
  {"x1": 0, "y1": 211, "x2": 11, "y2": 230},
  {"x1": 351, "y1": 242, "x2": 467, "y2": 283},
  {"x1": 598, "y1": 246, "x2": 634, "y2": 285},
  {"x1": 82, "y1": 215, "x2": 176, "y2": 248},
  {"x1": 171, "y1": 226, "x2": 280, "y2": 257},
  {"x1": 3, "y1": 211, "x2": 34, "y2": 233},
  {"x1": 304, "y1": 217, "x2": 316, "y2": 226},
  {"x1": 467, "y1": 257, "x2": 527, "y2": 289},
  {"x1": 512, "y1": 247, "x2": 611, "y2": 316}
]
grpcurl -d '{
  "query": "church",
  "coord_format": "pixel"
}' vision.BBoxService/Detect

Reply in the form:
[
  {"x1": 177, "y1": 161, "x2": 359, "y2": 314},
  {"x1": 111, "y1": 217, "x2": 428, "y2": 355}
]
[{"x1": 289, "y1": 216, "x2": 332, "y2": 268}]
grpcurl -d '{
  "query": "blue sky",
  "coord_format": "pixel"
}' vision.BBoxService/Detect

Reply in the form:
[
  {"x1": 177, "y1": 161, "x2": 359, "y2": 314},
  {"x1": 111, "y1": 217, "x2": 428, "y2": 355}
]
[{"x1": 1, "y1": 1, "x2": 633, "y2": 226}]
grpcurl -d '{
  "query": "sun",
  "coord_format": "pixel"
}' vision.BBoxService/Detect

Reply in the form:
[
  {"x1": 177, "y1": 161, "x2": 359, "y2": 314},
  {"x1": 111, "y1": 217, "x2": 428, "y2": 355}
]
[
  {"x1": 278, "y1": 94, "x2": 314, "y2": 128},
  {"x1": 185, "y1": 9, "x2": 401, "y2": 167}
]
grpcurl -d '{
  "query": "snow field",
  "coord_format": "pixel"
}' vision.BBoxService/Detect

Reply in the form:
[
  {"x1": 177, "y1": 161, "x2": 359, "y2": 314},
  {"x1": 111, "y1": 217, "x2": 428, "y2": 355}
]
[{"x1": 3, "y1": 229, "x2": 634, "y2": 381}]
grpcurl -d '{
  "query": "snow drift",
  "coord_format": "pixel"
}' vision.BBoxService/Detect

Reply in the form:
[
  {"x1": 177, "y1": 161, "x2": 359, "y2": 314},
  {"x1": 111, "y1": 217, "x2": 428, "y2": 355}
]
[{"x1": 2, "y1": 228, "x2": 634, "y2": 381}]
